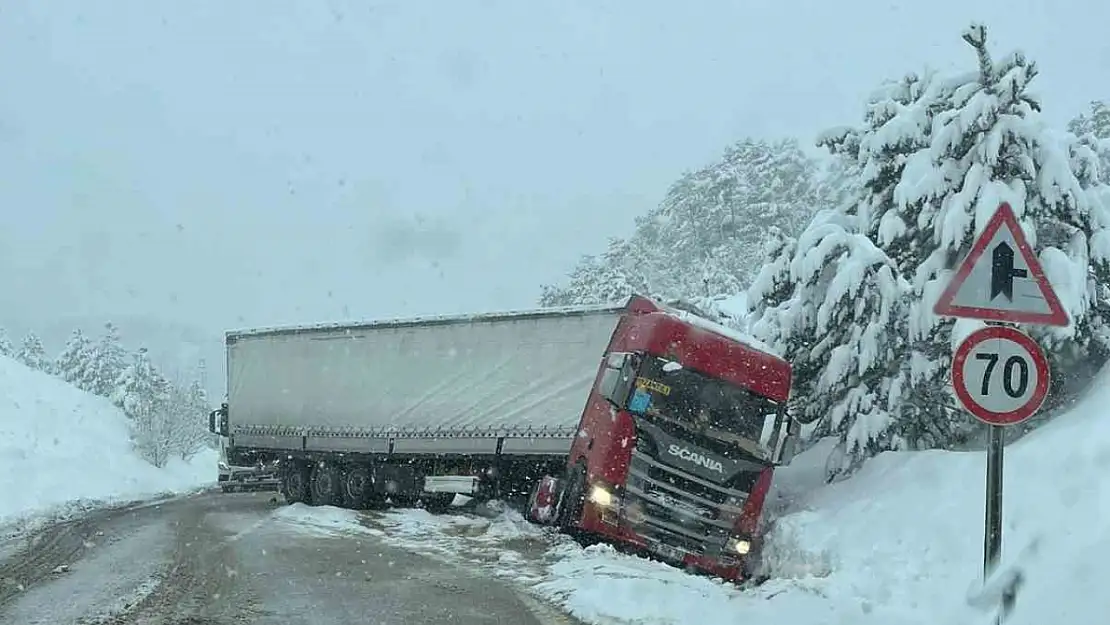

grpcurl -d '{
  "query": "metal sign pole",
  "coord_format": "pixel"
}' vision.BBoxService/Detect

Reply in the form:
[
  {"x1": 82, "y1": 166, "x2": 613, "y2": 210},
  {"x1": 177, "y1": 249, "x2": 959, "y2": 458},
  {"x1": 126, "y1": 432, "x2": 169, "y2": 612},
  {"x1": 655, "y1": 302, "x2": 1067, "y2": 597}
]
[{"x1": 984, "y1": 423, "x2": 1012, "y2": 623}]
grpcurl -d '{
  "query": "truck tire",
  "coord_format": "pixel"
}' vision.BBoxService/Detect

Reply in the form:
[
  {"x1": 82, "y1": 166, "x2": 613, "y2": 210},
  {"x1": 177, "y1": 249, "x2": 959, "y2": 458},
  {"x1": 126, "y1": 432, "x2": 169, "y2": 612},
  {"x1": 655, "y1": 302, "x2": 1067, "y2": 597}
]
[
  {"x1": 282, "y1": 463, "x2": 311, "y2": 504},
  {"x1": 311, "y1": 463, "x2": 344, "y2": 507},
  {"x1": 343, "y1": 466, "x2": 372, "y2": 509},
  {"x1": 557, "y1": 463, "x2": 587, "y2": 530}
]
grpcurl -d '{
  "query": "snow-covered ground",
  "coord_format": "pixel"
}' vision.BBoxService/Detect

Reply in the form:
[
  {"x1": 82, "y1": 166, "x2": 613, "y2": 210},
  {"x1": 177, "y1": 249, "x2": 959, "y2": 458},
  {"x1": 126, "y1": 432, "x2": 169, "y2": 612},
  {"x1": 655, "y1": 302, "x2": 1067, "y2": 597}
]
[
  {"x1": 272, "y1": 362, "x2": 1110, "y2": 625},
  {"x1": 0, "y1": 355, "x2": 217, "y2": 530}
]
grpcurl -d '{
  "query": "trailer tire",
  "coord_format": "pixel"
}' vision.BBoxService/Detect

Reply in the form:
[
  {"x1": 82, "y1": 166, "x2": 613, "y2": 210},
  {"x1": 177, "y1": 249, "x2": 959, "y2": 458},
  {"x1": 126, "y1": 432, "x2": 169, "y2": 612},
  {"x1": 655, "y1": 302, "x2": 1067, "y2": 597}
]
[
  {"x1": 282, "y1": 463, "x2": 311, "y2": 504},
  {"x1": 343, "y1": 466, "x2": 372, "y2": 509},
  {"x1": 311, "y1": 463, "x2": 343, "y2": 507}
]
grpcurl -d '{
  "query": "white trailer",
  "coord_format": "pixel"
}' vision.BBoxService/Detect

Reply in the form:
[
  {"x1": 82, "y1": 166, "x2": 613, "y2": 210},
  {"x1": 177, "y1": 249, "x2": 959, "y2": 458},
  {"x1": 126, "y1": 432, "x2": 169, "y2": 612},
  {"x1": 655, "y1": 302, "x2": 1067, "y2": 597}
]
[{"x1": 210, "y1": 303, "x2": 627, "y2": 509}]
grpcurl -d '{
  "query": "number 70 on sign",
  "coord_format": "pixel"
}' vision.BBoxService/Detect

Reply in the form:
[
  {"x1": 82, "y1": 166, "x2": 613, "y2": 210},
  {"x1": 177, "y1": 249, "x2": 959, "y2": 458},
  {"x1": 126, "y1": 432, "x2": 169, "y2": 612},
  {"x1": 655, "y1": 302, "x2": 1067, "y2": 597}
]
[{"x1": 951, "y1": 325, "x2": 1051, "y2": 427}]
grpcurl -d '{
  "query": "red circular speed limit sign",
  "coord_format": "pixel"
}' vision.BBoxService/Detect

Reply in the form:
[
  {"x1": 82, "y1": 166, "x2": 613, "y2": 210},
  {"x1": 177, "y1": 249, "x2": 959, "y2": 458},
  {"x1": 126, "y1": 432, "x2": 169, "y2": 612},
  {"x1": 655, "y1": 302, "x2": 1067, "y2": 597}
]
[{"x1": 952, "y1": 326, "x2": 1050, "y2": 426}]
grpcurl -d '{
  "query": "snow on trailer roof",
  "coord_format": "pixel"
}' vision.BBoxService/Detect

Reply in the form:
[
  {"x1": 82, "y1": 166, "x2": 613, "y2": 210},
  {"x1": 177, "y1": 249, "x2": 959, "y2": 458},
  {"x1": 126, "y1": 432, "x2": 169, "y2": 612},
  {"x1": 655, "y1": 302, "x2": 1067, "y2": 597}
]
[
  {"x1": 225, "y1": 295, "x2": 782, "y2": 359},
  {"x1": 225, "y1": 300, "x2": 630, "y2": 341}
]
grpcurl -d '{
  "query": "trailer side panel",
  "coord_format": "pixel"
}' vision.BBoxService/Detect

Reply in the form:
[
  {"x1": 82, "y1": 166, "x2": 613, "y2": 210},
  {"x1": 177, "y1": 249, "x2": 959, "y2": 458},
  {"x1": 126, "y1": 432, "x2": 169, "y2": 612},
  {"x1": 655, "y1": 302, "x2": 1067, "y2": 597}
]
[{"x1": 227, "y1": 307, "x2": 623, "y2": 451}]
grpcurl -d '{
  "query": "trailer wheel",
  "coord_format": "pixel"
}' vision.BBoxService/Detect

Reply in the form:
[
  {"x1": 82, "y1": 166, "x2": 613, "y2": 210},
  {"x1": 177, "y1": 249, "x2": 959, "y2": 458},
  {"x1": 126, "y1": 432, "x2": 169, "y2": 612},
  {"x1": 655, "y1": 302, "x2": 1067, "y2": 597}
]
[
  {"x1": 282, "y1": 463, "x2": 311, "y2": 504},
  {"x1": 343, "y1": 466, "x2": 372, "y2": 509},
  {"x1": 311, "y1": 463, "x2": 343, "y2": 507}
]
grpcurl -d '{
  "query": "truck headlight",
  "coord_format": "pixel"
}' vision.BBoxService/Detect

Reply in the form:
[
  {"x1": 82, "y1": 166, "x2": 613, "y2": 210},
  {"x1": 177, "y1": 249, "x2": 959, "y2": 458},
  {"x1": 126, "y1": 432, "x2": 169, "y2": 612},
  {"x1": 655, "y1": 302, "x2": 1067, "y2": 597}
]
[
  {"x1": 587, "y1": 484, "x2": 615, "y2": 507},
  {"x1": 726, "y1": 537, "x2": 751, "y2": 555},
  {"x1": 218, "y1": 461, "x2": 230, "y2": 471}
]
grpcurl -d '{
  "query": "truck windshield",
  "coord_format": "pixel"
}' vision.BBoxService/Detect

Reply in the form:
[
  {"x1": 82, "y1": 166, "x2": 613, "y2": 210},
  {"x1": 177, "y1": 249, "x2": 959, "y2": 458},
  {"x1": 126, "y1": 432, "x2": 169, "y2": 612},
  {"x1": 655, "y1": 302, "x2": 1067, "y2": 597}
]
[{"x1": 628, "y1": 355, "x2": 778, "y2": 445}]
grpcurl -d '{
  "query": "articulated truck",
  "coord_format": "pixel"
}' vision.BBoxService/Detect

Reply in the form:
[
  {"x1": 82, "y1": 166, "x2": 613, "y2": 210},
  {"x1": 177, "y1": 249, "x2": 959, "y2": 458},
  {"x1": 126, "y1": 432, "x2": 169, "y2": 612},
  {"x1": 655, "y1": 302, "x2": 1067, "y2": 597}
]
[{"x1": 208, "y1": 295, "x2": 797, "y2": 581}]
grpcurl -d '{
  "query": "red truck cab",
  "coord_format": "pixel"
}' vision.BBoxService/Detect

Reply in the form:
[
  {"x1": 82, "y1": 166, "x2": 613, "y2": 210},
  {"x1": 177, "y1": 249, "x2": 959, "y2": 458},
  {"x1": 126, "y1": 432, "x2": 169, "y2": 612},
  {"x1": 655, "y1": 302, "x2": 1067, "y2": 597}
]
[{"x1": 528, "y1": 295, "x2": 794, "y2": 581}]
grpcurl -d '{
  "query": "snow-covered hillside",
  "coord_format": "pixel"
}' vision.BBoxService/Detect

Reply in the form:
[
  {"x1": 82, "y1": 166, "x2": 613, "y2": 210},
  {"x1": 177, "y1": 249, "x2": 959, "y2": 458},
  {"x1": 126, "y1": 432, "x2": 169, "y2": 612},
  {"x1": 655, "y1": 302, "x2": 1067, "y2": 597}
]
[
  {"x1": 0, "y1": 355, "x2": 216, "y2": 528},
  {"x1": 271, "y1": 361, "x2": 1110, "y2": 624}
]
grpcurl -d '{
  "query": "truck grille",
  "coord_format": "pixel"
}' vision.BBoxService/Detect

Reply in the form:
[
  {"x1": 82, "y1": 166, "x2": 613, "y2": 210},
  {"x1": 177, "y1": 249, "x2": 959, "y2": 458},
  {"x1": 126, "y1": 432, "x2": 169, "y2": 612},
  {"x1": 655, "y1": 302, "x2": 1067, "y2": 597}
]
[{"x1": 622, "y1": 449, "x2": 753, "y2": 558}]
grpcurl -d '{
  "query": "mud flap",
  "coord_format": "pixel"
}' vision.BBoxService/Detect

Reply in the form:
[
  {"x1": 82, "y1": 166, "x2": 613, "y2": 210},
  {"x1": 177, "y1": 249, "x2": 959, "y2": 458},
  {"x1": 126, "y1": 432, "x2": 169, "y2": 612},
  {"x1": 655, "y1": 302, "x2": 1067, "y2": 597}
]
[{"x1": 526, "y1": 475, "x2": 564, "y2": 525}]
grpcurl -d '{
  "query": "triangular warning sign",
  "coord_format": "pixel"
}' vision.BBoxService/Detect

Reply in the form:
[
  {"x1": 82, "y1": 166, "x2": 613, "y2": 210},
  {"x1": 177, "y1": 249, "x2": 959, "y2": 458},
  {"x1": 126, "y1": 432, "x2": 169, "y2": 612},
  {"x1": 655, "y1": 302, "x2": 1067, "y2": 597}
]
[{"x1": 933, "y1": 202, "x2": 1069, "y2": 326}]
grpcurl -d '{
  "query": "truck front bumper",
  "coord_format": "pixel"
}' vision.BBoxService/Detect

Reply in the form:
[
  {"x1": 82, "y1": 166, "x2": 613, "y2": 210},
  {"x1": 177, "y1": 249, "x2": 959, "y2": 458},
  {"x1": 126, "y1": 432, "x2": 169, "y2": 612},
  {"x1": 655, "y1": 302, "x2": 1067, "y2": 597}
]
[{"x1": 578, "y1": 496, "x2": 754, "y2": 583}]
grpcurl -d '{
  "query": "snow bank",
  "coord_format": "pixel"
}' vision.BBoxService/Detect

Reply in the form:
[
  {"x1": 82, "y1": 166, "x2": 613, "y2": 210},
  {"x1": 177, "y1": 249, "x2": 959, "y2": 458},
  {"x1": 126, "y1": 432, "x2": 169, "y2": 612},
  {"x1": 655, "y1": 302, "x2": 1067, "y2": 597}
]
[{"x1": 0, "y1": 355, "x2": 216, "y2": 528}]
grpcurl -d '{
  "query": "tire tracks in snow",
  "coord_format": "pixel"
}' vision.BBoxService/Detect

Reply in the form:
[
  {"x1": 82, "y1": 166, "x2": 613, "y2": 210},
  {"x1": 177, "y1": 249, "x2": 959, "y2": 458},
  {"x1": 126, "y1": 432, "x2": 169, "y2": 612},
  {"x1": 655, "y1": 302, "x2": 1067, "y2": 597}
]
[
  {"x1": 0, "y1": 506, "x2": 123, "y2": 606},
  {"x1": 0, "y1": 491, "x2": 269, "y2": 625},
  {"x1": 95, "y1": 493, "x2": 280, "y2": 625},
  {"x1": 0, "y1": 493, "x2": 202, "y2": 607}
]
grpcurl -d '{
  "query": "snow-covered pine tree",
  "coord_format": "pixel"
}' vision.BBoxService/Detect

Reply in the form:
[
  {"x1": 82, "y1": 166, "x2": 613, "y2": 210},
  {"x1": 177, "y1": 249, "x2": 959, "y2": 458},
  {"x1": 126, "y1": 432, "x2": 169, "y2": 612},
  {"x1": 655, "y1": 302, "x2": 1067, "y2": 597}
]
[
  {"x1": 633, "y1": 137, "x2": 821, "y2": 300},
  {"x1": 88, "y1": 322, "x2": 128, "y2": 398},
  {"x1": 747, "y1": 209, "x2": 910, "y2": 470},
  {"x1": 541, "y1": 137, "x2": 823, "y2": 308},
  {"x1": 813, "y1": 63, "x2": 970, "y2": 450},
  {"x1": 174, "y1": 377, "x2": 211, "y2": 461},
  {"x1": 112, "y1": 347, "x2": 174, "y2": 467},
  {"x1": 1067, "y1": 100, "x2": 1110, "y2": 185},
  {"x1": 0, "y1": 327, "x2": 13, "y2": 357},
  {"x1": 1069, "y1": 100, "x2": 1110, "y2": 137},
  {"x1": 55, "y1": 329, "x2": 97, "y2": 392},
  {"x1": 538, "y1": 238, "x2": 651, "y2": 307},
  {"x1": 16, "y1": 332, "x2": 50, "y2": 373}
]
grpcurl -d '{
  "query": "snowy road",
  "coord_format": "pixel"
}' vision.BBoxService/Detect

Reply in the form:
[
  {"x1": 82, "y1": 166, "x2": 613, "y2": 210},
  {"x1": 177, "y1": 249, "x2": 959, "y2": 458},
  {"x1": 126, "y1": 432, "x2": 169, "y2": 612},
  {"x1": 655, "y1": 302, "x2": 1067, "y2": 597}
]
[{"x1": 0, "y1": 491, "x2": 582, "y2": 625}]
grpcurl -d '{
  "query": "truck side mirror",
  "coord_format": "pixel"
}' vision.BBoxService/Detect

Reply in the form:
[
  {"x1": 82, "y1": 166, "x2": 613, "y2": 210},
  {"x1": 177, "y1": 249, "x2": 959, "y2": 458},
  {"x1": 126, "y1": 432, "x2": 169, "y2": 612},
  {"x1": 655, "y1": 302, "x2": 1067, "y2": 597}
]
[
  {"x1": 772, "y1": 414, "x2": 800, "y2": 465},
  {"x1": 208, "y1": 408, "x2": 229, "y2": 437},
  {"x1": 613, "y1": 356, "x2": 639, "y2": 408},
  {"x1": 597, "y1": 352, "x2": 639, "y2": 408}
]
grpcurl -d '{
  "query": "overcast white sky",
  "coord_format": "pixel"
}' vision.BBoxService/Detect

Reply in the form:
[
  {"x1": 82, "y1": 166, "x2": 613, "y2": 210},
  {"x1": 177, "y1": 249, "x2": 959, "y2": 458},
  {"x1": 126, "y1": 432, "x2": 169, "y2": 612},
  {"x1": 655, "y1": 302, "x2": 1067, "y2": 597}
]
[{"x1": 0, "y1": 0, "x2": 1107, "y2": 341}]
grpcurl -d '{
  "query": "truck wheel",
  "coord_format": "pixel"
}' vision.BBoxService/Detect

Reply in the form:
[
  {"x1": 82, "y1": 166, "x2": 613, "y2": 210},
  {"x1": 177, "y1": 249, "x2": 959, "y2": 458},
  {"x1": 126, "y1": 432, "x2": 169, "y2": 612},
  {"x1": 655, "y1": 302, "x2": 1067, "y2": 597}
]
[
  {"x1": 557, "y1": 464, "x2": 587, "y2": 530},
  {"x1": 310, "y1": 463, "x2": 343, "y2": 507},
  {"x1": 343, "y1": 466, "x2": 372, "y2": 509},
  {"x1": 282, "y1": 464, "x2": 311, "y2": 504}
]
